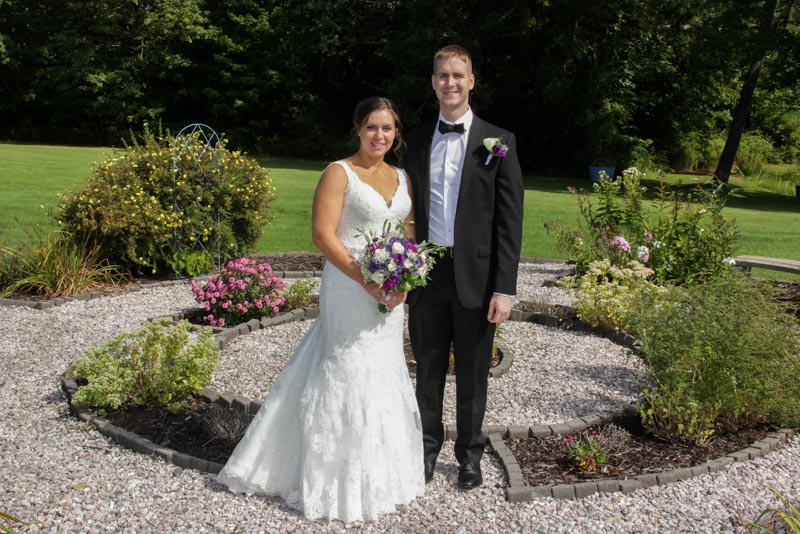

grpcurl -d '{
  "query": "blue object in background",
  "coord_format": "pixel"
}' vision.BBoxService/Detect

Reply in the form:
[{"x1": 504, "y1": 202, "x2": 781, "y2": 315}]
[{"x1": 588, "y1": 166, "x2": 615, "y2": 183}]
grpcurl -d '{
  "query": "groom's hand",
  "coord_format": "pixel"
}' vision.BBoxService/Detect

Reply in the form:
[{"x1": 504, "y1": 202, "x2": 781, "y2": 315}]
[{"x1": 487, "y1": 294, "x2": 512, "y2": 324}]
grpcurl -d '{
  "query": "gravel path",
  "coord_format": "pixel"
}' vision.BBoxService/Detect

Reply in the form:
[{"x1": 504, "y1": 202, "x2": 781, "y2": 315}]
[{"x1": 2, "y1": 263, "x2": 798, "y2": 533}]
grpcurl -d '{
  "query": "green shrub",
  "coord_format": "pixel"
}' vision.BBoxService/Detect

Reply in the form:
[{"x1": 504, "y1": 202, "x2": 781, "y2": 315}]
[
  {"x1": 0, "y1": 228, "x2": 124, "y2": 298},
  {"x1": 70, "y1": 318, "x2": 219, "y2": 411},
  {"x1": 57, "y1": 124, "x2": 276, "y2": 276},
  {"x1": 281, "y1": 276, "x2": 319, "y2": 309},
  {"x1": 627, "y1": 273, "x2": 800, "y2": 438},
  {"x1": 637, "y1": 384, "x2": 717, "y2": 444},
  {"x1": 545, "y1": 167, "x2": 738, "y2": 286},
  {"x1": 736, "y1": 132, "x2": 775, "y2": 176}
]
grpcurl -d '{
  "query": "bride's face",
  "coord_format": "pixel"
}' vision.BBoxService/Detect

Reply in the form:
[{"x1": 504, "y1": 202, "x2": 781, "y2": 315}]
[{"x1": 357, "y1": 109, "x2": 396, "y2": 159}]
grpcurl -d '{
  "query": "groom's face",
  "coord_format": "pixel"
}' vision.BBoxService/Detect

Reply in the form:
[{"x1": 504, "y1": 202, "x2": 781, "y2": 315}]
[{"x1": 432, "y1": 56, "x2": 475, "y2": 118}]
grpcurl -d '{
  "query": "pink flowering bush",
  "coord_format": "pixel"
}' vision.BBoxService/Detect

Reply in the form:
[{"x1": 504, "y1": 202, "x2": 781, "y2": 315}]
[{"x1": 191, "y1": 258, "x2": 285, "y2": 327}]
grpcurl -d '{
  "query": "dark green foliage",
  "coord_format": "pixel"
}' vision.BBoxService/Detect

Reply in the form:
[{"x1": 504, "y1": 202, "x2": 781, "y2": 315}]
[{"x1": 1, "y1": 0, "x2": 798, "y2": 172}]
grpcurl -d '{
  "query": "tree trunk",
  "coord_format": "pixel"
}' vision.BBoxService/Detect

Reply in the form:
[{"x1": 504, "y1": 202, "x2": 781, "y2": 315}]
[{"x1": 714, "y1": 0, "x2": 777, "y2": 183}]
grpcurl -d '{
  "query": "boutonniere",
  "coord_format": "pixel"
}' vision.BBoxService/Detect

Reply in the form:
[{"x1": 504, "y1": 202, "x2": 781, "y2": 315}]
[{"x1": 483, "y1": 137, "x2": 509, "y2": 165}]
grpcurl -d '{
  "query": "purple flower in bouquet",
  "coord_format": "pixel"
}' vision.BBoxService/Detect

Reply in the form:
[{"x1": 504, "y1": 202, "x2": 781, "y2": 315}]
[{"x1": 357, "y1": 220, "x2": 443, "y2": 312}]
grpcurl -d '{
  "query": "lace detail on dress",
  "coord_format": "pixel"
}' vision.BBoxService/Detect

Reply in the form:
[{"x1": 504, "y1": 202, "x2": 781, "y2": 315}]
[{"x1": 216, "y1": 160, "x2": 424, "y2": 524}]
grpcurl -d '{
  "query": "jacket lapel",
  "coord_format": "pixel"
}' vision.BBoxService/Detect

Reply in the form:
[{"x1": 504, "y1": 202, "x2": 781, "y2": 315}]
[
  {"x1": 456, "y1": 116, "x2": 486, "y2": 210},
  {"x1": 419, "y1": 121, "x2": 436, "y2": 227}
]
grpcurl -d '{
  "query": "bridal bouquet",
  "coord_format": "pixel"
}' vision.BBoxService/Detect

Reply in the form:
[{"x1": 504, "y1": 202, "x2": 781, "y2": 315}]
[{"x1": 357, "y1": 220, "x2": 442, "y2": 312}]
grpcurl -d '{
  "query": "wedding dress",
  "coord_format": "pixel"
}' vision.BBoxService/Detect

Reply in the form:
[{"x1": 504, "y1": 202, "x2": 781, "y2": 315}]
[{"x1": 216, "y1": 161, "x2": 425, "y2": 523}]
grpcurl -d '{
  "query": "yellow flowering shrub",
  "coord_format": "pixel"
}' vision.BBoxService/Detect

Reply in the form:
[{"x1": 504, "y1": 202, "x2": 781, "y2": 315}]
[{"x1": 57, "y1": 125, "x2": 276, "y2": 275}]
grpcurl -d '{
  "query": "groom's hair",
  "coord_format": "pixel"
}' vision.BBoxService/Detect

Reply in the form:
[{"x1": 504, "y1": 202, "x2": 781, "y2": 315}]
[{"x1": 433, "y1": 45, "x2": 473, "y2": 74}]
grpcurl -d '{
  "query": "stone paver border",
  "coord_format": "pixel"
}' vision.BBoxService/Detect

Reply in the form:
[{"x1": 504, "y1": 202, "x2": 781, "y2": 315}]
[
  {"x1": 487, "y1": 421, "x2": 796, "y2": 502},
  {"x1": 0, "y1": 270, "x2": 320, "y2": 310}
]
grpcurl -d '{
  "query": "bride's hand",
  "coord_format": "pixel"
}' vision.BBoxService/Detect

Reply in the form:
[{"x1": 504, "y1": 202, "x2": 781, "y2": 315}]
[{"x1": 383, "y1": 290, "x2": 407, "y2": 311}]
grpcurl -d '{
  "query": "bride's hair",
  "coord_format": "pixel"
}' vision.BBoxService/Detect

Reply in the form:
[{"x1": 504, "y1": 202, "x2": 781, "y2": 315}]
[{"x1": 353, "y1": 96, "x2": 405, "y2": 158}]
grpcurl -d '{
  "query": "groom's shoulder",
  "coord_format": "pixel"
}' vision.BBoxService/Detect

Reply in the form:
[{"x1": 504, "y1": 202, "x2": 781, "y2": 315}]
[{"x1": 473, "y1": 115, "x2": 514, "y2": 138}]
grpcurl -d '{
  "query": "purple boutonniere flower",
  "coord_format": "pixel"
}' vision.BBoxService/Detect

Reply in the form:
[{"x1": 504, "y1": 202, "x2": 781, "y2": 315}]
[{"x1": 483, "y1": 137, "x2": 509, "y2": 165}]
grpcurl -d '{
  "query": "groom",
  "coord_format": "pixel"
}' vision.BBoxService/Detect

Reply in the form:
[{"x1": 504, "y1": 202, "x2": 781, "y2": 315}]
[{"x1": 404, "y1": 45, "x2": 524, "y2": 490}]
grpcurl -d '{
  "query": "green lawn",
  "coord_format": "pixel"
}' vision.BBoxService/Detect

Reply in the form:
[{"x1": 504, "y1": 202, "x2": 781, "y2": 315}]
[
  {"x1": 2, "y1": 144, "x2": 799, "y2": 271},
  {"x1": 0, "y1": 144, "x2": 119, "y2": 243}
]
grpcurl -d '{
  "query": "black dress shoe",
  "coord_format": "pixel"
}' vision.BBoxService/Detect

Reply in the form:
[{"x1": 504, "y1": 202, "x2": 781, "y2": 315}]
[
  {"x1": 424, "y1": 458, "x2": 436, "y2": 484},
  {"x1": 458, "y1": 462, "x2": 482, "y2": 490}
]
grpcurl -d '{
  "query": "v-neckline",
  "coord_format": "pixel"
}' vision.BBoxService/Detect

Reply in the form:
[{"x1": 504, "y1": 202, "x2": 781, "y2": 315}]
[{"x1": 342, "y1": 161, "x2": 400, "y2": 209}]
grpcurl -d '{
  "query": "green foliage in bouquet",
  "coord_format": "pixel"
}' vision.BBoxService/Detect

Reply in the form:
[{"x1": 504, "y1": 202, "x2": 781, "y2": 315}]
[
  {"x1": 70, "y1": 318, "x2": 219, "y2": 411},
  {"x1": 56, "y1": 124, "x2": 276, "y2": 276}
]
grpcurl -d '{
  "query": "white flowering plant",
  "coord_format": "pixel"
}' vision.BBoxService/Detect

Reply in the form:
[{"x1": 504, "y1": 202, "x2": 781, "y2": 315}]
[{"x1": 357, "y1": 220, "x2": 443, "y2": 312}]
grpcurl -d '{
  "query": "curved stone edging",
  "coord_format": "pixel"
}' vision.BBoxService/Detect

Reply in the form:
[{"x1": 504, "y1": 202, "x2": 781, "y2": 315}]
[
  {"x1": 61, "y1": 377, "x2": 226, "y2": 475},
  {"x1": 487, "y1": 422, "x2": 796, "y2": 502},
  {"x1": 0, "y1": 270, "x2": 321, "y2": 311},
  {"x1": 62, "y1": 380, "x2": 795, "y2": 504}
]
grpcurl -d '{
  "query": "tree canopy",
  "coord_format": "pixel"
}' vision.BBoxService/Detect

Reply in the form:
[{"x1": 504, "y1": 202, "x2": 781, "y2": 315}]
[{"x1": 1, "y1": 0, "x2": 798, "y2": 173}]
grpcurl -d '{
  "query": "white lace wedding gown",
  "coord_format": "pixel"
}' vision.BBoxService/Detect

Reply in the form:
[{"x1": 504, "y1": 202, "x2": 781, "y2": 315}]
[{"x1": 216, "y1": 161, "x2": 425, "y2": 523}]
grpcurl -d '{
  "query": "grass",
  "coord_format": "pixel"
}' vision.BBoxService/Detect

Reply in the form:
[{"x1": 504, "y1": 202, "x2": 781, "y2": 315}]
[
  {"x1": 2, "y1": 144, "x2": 799, "y2": 273},
  {"x1": 0, "y1": 144, "x2": 119, "y2": 243}
]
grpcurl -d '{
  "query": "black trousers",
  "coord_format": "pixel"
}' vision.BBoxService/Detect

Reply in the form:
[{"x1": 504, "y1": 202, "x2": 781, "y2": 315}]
[{"x1": 408, "y1": 253, "x2": 496, "y2": 465}]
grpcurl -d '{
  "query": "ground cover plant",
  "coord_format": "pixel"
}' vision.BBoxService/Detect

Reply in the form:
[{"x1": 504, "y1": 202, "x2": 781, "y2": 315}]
[{"x1": 70, "y1": 318, "x2": 219, "y2": 412}]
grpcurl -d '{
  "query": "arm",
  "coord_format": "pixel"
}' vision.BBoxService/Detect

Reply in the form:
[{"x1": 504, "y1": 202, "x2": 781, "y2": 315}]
[
  {"x1": 403, "y1": 172, "x2": 417, "y2": 241},
  {"x1": 487, "y1": 133, "x2": 524, "y2": 323}
]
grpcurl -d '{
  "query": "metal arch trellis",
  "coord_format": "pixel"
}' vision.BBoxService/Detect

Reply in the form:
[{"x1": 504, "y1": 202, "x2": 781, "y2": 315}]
[{"x1": 172, "y1": 123, "x2": 222, "y2": 272}]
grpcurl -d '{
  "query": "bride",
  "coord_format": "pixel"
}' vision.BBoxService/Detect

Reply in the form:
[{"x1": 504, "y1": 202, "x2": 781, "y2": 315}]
[{"x1": 216, "y1": 97, "x2": 425, "y2": 523}]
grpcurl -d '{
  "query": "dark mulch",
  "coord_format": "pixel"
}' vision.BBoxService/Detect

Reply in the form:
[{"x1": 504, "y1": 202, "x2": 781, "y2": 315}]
[
  {"x1": 103, "y1": 398, "x2": 245, "y2": 465},
  {"x1": 253, "y1": 253, "x2": 326, "y2": 272},
  {"x1": 507, "y1": 412, "x2": 774, "y2": 486}
]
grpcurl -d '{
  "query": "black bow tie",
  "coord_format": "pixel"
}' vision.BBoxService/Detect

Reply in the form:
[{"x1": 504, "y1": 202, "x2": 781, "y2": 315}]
[{"x1": 438, "y1": 120, "x2": 465, "y2": 135}]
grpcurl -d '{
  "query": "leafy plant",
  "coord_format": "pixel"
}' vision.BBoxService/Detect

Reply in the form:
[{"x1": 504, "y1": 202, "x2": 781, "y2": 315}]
[
  {"x1": 736, "y1": 132, "x2": 775, "y2": 176},
  {"x1": 628, "y1": 272, "x2": 800, "y2": 440},
  {"x1": 563, "y1": 429, "x2": 608, "y2": 472},
  {"x1": 0, "y1": 510, "x2": 31, "y2": 534},
  {"x1": 565, "y1": 258, "x2": 660, "y2": 331},
  {"x1": 70, "y1": 318, "x2": 219, "y2": 411},
  {"x1": 280, "y1": 276, "x2": 319, "y2": 310},
  {"x1": 746, "y1": 486, "x2": 800, "y2": 533},
  {"x1": 190, "y1": 257, "x2": 286, "y2": 327},
  {"x1": 56, "y1": 123, "x2": 276, "y2": 276},
  {"x1": 0, "y1": 227, "x2": 124, "y2": 298},
  {"x1": 168, "y1": 251, "x2": 213, "y2": 278},
  {"x1": 545, "y1": 166, "x2": 738, "y2": 286},
  {"x1": 637, "y1": 384, "x2": 717, "y2": 444}
]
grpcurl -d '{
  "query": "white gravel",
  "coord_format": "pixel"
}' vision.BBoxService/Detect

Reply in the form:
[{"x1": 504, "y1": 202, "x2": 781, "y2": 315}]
[{"x1": 2, "y1": 262, "x2": 798, "y2": 533}]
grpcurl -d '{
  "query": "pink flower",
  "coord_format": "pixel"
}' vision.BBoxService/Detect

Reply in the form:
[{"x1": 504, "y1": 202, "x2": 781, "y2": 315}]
[{"x1": 609, "y1": 235, "x2": 631, "y2": 253}]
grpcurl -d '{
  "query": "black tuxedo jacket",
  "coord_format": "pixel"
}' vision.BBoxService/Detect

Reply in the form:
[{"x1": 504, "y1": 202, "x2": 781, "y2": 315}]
[{"x1": 403, "y1": 115, "x2": 524, "y2": 309}]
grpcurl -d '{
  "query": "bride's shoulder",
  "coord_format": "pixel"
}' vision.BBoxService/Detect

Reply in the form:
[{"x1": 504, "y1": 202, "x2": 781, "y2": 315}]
[{"x1": 320, "y1": 161, "x2": 350, "y2": 187}]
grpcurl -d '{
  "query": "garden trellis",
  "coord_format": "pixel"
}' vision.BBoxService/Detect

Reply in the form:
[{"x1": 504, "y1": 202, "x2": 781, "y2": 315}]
[{"x1": 172, "y1": 123, "x2": 222, "y2": 272}]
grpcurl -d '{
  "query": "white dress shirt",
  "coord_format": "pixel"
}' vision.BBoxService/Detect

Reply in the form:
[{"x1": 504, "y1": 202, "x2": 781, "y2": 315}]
[{"x1": 428, "y1": 108, "x2": 474, "y2": 247}]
